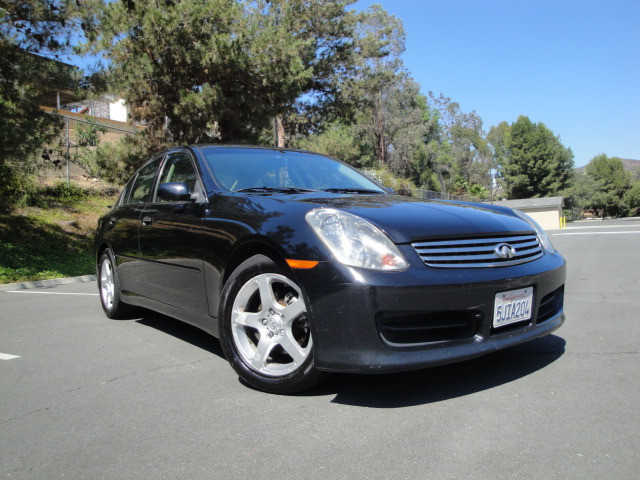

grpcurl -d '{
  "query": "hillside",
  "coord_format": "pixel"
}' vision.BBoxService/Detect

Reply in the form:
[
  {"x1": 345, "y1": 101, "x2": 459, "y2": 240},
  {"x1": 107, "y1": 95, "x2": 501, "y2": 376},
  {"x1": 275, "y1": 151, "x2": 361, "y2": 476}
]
[{"x1": 575, "y1": 158, "x2": 640, "y2": 175}]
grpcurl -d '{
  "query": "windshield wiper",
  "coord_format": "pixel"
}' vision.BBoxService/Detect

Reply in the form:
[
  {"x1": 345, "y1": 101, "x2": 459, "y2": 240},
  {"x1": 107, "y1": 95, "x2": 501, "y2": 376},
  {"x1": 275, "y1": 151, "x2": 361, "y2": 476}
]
[
  {"x1": 235, "y1": 186, "x2": 317, "y2": 194},
  {"x1": 322, "y1": 188, "x2": 384, "y2": 194}
]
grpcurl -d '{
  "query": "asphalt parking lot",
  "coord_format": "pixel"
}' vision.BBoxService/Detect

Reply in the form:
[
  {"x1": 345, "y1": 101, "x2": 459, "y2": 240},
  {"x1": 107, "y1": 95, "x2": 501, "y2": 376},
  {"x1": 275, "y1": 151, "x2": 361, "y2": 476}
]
[{"x1": 1, "y1": 218, "x2": 639, "y2": 479}]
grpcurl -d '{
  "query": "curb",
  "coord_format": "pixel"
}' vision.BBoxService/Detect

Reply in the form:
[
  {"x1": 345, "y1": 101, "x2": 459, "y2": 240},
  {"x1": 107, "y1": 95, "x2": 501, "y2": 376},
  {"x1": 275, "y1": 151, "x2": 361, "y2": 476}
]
[{"x1": 0, "y1": 274, "x2": 97, "y2": 291}]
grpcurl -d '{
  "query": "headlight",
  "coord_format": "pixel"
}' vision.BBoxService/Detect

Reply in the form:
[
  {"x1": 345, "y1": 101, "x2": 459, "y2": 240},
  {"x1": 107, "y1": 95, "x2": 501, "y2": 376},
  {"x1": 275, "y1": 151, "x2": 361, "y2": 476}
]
[
  {"x1": 305, "y1": 208, "x2": 407, "y2": 271},
  {"x1": 514, "y1": 210, "x2": 555, "y2": 254}
]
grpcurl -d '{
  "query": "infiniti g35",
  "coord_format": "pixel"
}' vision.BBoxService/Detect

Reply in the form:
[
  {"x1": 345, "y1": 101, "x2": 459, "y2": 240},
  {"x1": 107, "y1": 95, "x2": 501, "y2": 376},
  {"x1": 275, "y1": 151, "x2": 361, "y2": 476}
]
[{"x1": 95, "y1": 145, "x2": 566, "y2": 393}]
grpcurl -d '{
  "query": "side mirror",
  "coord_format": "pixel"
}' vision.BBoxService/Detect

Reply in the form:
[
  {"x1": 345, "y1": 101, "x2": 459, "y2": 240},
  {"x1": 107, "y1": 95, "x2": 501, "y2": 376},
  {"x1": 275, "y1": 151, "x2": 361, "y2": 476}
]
[
  {"x1": 384, "y1": 186, "x2": 395, "y2": 194},
  {"x1": 158, "y1": 182, "x2": 193, "y2": 202}
]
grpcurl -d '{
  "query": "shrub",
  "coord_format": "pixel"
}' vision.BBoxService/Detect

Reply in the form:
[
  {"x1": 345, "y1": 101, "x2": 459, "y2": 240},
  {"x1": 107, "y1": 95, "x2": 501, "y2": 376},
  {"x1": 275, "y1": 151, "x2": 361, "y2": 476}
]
[
  {"x1": 42, "y1": 182, "x2": 87, "y2": 206},
  {"x1": 0, "y1": 163, "x2": 38, "y2": 212},
  {"x1": 360, "y1": 167, "x2": 418, "y2": 197},
  {"x1": 93, "y1": 134, "x2": 155, "y2": 185}
]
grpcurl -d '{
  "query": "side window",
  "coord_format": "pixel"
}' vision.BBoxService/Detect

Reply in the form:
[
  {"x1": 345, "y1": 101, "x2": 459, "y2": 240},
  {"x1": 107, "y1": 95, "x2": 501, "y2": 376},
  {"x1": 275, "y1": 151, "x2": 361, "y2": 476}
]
[
  {"x1": 155, "y1": 153, "x2": 199, "y2": 202},
  {"x1": 127, "y1": 158, "x2": 162, "y2": 205},
  {"x1": 119, "y1": 175, "x2": 137, "y2": 205}
]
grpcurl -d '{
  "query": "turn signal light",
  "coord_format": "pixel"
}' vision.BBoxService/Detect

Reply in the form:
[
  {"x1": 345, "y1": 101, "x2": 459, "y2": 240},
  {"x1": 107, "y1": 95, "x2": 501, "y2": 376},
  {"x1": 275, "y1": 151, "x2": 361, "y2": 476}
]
[{"x1": 286, "y1": 259, "x2": 319, "y2": 269}]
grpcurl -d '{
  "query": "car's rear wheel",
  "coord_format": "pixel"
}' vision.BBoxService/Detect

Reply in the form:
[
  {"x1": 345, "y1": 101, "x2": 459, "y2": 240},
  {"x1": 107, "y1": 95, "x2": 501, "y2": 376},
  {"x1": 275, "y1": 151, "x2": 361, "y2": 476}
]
[
  {"x1": 98, "y1": 249, "x2": 134, "y2": 319},
  {"x1": 219, "y1": 255, "x2": 324, "y2": 394}
]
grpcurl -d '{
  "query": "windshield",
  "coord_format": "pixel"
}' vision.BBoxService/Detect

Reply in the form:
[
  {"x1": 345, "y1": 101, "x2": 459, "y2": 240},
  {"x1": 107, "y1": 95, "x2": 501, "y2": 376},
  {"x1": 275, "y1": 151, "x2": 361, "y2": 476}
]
[{"x1": 200, "y1": 147, "x2": 385, "y2": 194}]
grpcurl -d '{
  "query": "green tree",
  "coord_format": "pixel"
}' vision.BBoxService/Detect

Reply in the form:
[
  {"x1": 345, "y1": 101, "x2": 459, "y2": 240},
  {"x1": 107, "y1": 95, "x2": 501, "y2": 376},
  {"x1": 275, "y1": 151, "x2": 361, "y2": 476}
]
[
  {"x1": 585, "y1": 154, "x2": 632, "y2": 218},
  {"x1": 354, "y1": 4, "x2": 405, "y2": 168},
  {"x1": 294, "y1": 123, "x2": 361, "y2": 165},
  {"x1": 561, "y1": 171, "x2": 601, "y2": 220},
  {"x1": 83, "y1": 0, "x2": 359, "y2": 154},
  {"x1": 424, "y1": 93, "x2": 490, "y2": 195},
  {"x1": 0, "y1": 0, "x2": 80, "y2": 209},
  {"x1": 487, "y1": 121, "x2": 510, "y2": 168},
  {"x1": 624, "y1": 181, "x2": 640, "y2": 216},
  {"x1": 353, "y1": 74, "x2": 434, "y2": 176},
  {"x1": 292, "y1": 5, "x2": 439, "y2": 186},
  {"x1": 497, "y1": 115, "x2": 573, "y2": 199}
]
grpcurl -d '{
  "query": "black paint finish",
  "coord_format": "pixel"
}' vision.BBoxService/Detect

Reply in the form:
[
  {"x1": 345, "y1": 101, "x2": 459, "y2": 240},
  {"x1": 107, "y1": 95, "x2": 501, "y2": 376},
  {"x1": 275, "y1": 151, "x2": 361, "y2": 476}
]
[{"x1": 95, "y1": 145, "x2": 566, "y2": 373}]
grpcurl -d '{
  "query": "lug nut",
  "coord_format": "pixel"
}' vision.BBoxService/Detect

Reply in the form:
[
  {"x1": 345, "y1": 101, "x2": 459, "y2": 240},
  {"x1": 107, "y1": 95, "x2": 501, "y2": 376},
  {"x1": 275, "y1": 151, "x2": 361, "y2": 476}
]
[
  {"x1": 261, "y1": 318, "x2": 267, "y2": 325},
  {"x1": 269, "y1": 308, "x2": 275, "y2": 315},
  {"x1": 267, "y1": 332, "x2": 274, "y2": 338}
]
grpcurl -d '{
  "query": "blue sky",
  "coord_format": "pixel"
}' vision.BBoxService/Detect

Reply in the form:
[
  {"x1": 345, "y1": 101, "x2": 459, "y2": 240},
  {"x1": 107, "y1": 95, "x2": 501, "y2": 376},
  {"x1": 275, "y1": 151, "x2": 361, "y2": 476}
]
[{"x1": 354, "y1": 0, "x2": 640, "y2": 167}]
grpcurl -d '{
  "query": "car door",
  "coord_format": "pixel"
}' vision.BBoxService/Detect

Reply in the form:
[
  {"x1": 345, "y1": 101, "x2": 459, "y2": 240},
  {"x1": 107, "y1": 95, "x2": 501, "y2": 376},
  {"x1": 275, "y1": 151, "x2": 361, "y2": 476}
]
[
  {"x1": 138, "y1": 151, "x2": 209, "y2": 313},
  {"x1": 107, "y1": 157, "x2": 163, "y2": 296}
]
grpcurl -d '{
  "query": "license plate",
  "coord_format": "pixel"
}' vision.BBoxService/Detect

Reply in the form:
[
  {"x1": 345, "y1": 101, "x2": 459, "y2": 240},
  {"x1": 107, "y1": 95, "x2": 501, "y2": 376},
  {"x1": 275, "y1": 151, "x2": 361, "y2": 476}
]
[{"x1": 493, "y1": 287, "x2": 533, "y2": 328}]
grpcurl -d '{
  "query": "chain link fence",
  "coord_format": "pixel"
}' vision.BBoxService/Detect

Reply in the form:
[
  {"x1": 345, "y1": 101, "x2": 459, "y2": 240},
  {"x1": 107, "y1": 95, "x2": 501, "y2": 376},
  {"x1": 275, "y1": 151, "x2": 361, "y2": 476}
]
[
  {"x1": 36, "y1": 114, "x2": 486, "y2": 204},
  {"x1": 414, "y1": 188, "x2": 480, "y2": 203},
  {"x1": 38, "y1": 108, "x2": 140, "y2": 193}
]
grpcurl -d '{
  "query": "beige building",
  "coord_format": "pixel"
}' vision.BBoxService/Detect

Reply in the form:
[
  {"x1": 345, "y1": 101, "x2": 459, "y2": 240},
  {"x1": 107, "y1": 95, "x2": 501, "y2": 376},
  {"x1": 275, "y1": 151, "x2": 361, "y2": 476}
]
[{"x1": 487, "y1": 196, "x2": 565, "y2": 231}]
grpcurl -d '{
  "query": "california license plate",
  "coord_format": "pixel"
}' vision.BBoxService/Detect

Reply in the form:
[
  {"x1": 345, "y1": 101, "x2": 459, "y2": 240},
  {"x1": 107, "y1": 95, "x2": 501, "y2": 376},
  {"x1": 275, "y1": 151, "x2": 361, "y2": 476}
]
[{"x1": 493, "y1": 287, "x2": 533, "y2": 328}]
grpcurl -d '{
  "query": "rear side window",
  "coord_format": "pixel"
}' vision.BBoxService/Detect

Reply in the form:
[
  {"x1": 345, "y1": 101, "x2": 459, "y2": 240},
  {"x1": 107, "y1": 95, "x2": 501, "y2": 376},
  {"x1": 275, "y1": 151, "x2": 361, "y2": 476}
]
[
  {"x1": 124, "y1": 158, "x2": 162, "y2": 205},
  {"x1": 118, "y1": 176, "x2": 137, "y2": 206}
]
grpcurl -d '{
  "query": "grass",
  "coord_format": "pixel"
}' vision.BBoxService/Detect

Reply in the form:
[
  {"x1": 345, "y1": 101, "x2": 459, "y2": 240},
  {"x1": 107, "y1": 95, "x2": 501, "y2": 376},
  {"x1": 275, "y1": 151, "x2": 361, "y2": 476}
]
[{"x1": 0, "y1": 192, "x2": 117, "y2": 284}]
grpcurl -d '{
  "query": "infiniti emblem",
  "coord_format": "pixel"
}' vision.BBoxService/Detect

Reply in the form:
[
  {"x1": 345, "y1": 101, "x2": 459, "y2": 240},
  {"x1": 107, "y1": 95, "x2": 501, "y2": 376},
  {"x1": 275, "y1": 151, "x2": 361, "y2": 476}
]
[{"x1": 494, "y1": 243, "x2": 517, "y2": 259}]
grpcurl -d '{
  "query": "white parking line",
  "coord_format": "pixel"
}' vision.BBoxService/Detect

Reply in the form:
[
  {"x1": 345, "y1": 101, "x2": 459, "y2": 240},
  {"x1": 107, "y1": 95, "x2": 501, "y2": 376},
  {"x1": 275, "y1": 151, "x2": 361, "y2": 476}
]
[
  {"x1": 551, "y1": 231, "x2": 640, "y2": 236},
  {"x1": 4, "y1": 291, "x2": 99, "y2": 296},
  {"x1": 562, "y1": 224, "x2": 640, "y2": 230},
  {"x1": 0, "y1": 353, "x2": 20, "y2": 360}
]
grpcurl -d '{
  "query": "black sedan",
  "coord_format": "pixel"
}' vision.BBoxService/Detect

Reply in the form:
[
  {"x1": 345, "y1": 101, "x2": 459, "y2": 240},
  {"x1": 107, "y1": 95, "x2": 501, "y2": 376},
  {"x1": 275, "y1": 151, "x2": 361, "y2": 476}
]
[{"x1": 95, "y1": 145, "x2": 566, "y2": 393}]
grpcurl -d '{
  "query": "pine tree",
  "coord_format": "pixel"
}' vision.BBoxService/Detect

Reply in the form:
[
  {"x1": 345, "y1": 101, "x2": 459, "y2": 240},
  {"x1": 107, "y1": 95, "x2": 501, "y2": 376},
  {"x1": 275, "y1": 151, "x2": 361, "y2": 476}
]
[{"x1": 498, "y1": 116, "x2": 573, "y2": 199}]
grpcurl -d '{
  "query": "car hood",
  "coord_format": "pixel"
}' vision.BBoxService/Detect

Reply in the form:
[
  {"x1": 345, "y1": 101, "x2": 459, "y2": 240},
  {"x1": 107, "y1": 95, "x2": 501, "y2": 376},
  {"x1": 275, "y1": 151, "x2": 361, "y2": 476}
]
[{"x1": 295, "y1": 194, "x2": 533, "y2": 244}]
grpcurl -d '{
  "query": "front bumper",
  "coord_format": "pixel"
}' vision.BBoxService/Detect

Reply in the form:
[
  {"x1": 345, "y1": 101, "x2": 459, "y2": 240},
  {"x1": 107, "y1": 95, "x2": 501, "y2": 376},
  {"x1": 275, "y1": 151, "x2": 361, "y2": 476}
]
[{"x1": 294, "y1": 248, "x2": 566, "y2": 373}]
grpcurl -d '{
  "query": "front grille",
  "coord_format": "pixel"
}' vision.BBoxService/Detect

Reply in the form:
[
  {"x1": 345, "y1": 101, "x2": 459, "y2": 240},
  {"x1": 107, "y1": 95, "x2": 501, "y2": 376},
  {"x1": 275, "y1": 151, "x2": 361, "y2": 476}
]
[
  {"x1": 412, "y1": 234, "x2": 543, "y2": 268},
  {"x1": 377, "y1": 311, "x2": 480, "y2": 346}
]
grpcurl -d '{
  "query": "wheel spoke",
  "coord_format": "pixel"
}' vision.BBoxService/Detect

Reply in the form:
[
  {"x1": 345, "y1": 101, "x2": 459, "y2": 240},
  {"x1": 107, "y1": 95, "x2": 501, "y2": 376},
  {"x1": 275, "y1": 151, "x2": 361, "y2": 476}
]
[
  {"x1": 256, "y1": 276, "x2": 277, "y2": 311},
  {"x1": 282, "y1": 297, "x2": 305, "y2": 321},
  {"x1": 232, "y1": 310, "x2": 263, "y2": 329},
  {"x1": 278, "y1": 331, "x2": 308, "y2": 366},
  {"x1": 250, "y1": 337, "x2": 275, "y2": 370}
]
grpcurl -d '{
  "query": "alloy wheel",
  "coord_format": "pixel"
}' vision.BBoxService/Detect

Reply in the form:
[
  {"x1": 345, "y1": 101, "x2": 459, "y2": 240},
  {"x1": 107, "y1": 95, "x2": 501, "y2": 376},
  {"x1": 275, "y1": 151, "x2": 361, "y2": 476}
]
[{"x1": 231, "y1": 273, "x2": 312, "y2": 377}]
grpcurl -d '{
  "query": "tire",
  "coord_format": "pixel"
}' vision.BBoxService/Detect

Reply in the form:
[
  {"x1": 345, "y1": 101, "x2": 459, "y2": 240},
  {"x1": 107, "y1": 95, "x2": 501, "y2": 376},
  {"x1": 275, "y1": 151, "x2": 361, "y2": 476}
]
[
  {"x1": 98, "y1": 249, "x2": 135, "y2": 319},
  {"x1": 219, "y1": 255, "x2": 325, "y2": 394}
]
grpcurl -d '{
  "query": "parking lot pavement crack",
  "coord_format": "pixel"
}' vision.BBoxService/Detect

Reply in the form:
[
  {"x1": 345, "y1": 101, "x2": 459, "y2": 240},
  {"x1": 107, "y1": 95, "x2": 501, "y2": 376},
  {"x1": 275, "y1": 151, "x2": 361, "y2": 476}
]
[
  {"x1": 145, "y1": 357, "x2": 211, "y2": 374},
  {"x1": 58, "y1": 357, "x2": 212, "y2": 394},
  {"x1": 1, "y1": 405, "x2": 52, "y2": 426},
  {"x1": 619, "y1": 277, "x2": 640, "y2": 294}
]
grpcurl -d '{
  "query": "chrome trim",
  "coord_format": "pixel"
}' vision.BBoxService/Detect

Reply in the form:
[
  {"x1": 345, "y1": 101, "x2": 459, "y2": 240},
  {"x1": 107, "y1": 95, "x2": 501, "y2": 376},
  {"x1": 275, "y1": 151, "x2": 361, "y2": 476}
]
[
  {"x1": 494, "y1": 243, "x2": 517, "y2": 259},
  {"x1": 412, "y1": 234, "x2": 543, "y2": 268},
  {"x1": 413, "y1": 235, "x2": 539, "y2": 247}
]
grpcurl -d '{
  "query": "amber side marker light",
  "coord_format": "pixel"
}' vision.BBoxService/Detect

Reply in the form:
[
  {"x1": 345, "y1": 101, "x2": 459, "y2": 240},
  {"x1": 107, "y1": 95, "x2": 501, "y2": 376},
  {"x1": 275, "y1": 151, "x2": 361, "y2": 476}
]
[{"x1": 286, "y1": 259, "x2": 319, "y2": 269}]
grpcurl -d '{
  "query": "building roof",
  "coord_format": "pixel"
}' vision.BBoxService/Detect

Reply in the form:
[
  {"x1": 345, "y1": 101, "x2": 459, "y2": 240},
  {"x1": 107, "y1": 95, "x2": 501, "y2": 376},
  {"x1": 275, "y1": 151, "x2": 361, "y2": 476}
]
[{"x1": 487, "y1": 196, "x2": 564, "y2": 210}]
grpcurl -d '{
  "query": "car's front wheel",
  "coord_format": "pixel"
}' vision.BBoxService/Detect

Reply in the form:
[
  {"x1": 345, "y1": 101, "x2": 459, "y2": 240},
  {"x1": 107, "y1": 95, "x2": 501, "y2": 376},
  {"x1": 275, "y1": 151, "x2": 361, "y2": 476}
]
[{"x1": 219, "y1": 255, "x2": 324, "y2": 394}]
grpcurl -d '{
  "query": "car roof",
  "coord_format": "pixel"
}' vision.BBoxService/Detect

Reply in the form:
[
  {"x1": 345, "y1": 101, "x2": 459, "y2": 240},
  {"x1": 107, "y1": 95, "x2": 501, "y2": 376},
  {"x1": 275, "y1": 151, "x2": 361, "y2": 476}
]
[{"x1": 190, "y1": 144, "x2": 327, "y2": 156}]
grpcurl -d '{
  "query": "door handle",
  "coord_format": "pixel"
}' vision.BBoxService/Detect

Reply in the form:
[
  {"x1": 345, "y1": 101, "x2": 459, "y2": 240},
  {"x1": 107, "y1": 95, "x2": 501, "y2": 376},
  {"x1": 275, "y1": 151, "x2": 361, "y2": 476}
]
[
  {"x1": 108, "y1": 216, "x2": 116, "y2": 225},
  {"x1": 142, "y1": 216, "x2": 153, "y2": 226}
]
